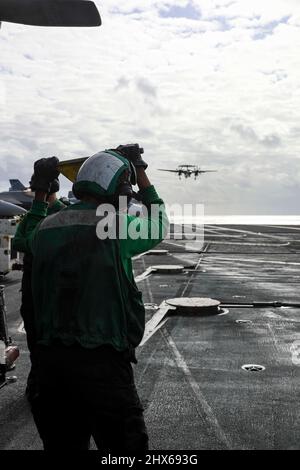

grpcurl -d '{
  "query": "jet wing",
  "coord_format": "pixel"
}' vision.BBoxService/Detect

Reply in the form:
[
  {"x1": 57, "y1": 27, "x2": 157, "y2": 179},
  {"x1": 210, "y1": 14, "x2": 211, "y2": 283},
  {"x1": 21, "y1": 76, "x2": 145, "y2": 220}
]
[
  {"x1": 0, "y1": 0, "x2": 101, "y2": 27},
  {"x1": 198, "y1": 170, "x2": 217, "y2": 173},
  {"x1": 1, "y1": 195, "x2": 23, "y2": 206},
  {"x1": 157, "y1": 169, "x2": 180, "y2": 173},
  {"x1": 0, "y1": 200, "x2": 26, "y2": 216}
]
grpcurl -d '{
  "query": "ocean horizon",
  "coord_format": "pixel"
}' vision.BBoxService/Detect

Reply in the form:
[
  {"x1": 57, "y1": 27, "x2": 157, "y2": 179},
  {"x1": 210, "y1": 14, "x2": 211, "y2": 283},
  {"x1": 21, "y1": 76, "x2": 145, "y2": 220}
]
[{"x1": 170, "y1": 215, "x2": 300, "y2": 225}]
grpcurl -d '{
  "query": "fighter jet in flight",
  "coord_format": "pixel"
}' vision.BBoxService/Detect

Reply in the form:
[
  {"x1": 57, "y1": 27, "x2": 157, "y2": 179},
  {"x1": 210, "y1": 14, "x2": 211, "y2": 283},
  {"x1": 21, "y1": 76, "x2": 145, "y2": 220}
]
[
  {"x1": 0, "y1": 0, "x2": 101, "y2": 27},
  {"x1": 158, "y1": 165, "x2": 217, "y2": 180}
]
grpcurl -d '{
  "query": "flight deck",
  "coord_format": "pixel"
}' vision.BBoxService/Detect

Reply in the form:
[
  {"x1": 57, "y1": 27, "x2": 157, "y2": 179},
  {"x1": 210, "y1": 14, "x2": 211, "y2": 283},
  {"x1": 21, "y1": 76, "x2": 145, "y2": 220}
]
[{"x1": 0, "y1": 224, "x2": 299, "y2": 450}]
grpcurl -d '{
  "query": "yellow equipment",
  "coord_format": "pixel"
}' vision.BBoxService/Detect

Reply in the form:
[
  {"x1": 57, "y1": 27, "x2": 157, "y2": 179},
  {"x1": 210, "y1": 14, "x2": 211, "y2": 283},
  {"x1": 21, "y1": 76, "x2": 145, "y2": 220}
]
[{"x1": 58, "y1": 157, "x2": 88, "y2": 183}]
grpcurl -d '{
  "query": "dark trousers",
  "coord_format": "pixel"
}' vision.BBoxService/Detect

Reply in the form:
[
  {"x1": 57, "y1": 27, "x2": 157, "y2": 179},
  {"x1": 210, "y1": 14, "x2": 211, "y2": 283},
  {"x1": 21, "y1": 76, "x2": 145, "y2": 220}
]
[
  {"x1": 20, "y1": 268, "x2": 38, "y2": 391},
  {"x1": 31, "y1": 344, "x2": 149, "y2": 452}
]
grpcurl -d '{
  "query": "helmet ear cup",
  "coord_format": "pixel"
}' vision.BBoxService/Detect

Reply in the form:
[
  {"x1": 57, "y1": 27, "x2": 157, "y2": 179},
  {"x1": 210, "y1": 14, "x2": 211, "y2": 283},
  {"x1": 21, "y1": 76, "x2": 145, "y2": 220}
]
[
  {"x1": 117, "y1": 182, "x2": 133, "y2": 198},
  {"x1": 129, "y1": 160, "x2": 137, "y2": 186},
  {"x1": 114, "y1": 167, "x2": 134, "y2": 202},
  {"x1": 115, "y1": 161, "x2": 136, "y2": 199}
]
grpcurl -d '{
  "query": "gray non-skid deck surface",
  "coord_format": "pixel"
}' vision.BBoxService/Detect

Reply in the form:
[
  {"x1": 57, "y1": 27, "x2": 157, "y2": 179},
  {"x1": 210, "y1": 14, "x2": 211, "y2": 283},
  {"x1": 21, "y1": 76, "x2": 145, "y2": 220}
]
[{"x1": 1, "y1": 225, "x2": 299, "y2": 449}]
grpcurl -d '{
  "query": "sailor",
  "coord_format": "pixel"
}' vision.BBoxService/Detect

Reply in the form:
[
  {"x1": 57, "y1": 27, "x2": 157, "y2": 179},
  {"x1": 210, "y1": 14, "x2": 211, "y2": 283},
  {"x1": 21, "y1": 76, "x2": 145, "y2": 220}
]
[
  {"x1": 14, "y1": 147, "x2": 168, "y2": 451},
  {"x1": 13, "y1": 177, "x2": 65, "y2": 403}
]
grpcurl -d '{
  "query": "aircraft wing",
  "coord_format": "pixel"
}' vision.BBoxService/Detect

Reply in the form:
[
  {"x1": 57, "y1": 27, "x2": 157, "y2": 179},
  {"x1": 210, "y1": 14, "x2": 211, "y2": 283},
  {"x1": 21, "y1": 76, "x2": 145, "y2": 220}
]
[
  {"x1": 157, "y1": 169, "x2": 180, "y2": 173},
  {"x1": 0, "y1": 200, "x2": 26, "y2": 216},
  {"x1": 1, "y1": 195, "x2": 23, "y2": 206},
  {"x1": 198, "y1": 170, "x2": 218, "y2": 173},
  {"x1": 0, "y1": 0, "x2": 101, "y2": 27}
]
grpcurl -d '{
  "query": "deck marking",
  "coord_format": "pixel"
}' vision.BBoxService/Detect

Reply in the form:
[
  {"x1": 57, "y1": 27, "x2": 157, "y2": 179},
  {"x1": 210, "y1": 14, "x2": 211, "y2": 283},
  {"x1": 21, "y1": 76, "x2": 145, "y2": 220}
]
[
  {"x1": 141, "y1": 256, "x2": 154, "y2": 304},
  {"x1": 180, "y1": 244, "x2": 210, "y2": 297},
  {"x1": 139, "y1": 302, "x2": 175, "y2": 347},
  {"x1": 163, "y1": 240, "x2": 201, "y2": 251},
  {"x1": 205, "y1": 256, "x2": 300, "y2": 266},
  {"x1": 205, "y1": 241, "x2": 289, "y2": 246},
  {"x1": 137, "y1": 342, "x2": 161, "y2": 386},
  {"x1": 17, "y1": 321, "x2": 25, "y2": 333},
  {"x1": 266, "y1": 323, "x2": 280, "y2": 356},
  {"x1": 132, "y1": 253, "x2": 147, "y2": 260},
  {"x1": 267, "y1": 225, "x2": 300, "y2": 232},
  {"x1": 135, "y1": 267, "x2": 155, "y2": 283},
  {"x1": 161, "y1": 327, "x2": 232, "y2": 449},
  {"x1": 290, "y1": 340, "x2": 300, "y2": 365},
  {"x1": 205, "y1": 224, "x2": 289, "y2": 242}
]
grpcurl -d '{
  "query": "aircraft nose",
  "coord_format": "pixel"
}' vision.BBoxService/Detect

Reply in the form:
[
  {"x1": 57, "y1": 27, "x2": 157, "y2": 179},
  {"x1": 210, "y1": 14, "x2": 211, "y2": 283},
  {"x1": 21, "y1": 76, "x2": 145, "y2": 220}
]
[{"x1": 0, "y1": 200, "x2": 26, "y2": 217}]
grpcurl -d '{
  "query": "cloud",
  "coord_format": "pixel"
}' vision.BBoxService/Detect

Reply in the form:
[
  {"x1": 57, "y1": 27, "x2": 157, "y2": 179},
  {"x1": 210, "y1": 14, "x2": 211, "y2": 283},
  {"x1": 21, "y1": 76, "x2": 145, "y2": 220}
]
[
  {"x1": 252, "y1": 15, "x2": 291, "y2": 40},
  {"x1": 115, "y1": 76, "x2": 130, "y2": 90},
  {"x1": 231, "y1": 124, "x2": 282, "y2": 148},
  {"x1": 135, "y1": 77, "x2": 157, "y2": 98},
  {"x1": 159, "y1": 2, "x2": 201, "y2": 20}
]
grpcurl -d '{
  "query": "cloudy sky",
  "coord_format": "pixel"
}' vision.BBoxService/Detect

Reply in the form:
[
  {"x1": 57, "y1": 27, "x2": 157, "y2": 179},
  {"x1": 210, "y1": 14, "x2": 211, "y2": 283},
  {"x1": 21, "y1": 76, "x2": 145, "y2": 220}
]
[{"x1": 1, "y1": 0, "x2": 300, "y2": 214}]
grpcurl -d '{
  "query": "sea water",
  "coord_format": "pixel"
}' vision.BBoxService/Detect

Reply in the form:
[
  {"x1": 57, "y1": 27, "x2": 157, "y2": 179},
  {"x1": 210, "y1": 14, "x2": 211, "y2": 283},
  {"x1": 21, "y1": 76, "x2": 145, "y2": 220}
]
[{"x1": 170, "y1": 215, "x2": 300, "y2": 226}]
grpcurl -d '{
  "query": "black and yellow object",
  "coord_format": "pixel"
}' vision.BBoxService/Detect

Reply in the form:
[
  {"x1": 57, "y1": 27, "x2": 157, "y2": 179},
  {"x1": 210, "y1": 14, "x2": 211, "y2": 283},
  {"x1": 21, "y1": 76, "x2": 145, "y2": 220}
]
[
  {"x1": 58, "y1": 157, "x2": 87, "y2": 183},
  {"x1": 0, "y1": 0, "x2": 101, "y2": 27}
]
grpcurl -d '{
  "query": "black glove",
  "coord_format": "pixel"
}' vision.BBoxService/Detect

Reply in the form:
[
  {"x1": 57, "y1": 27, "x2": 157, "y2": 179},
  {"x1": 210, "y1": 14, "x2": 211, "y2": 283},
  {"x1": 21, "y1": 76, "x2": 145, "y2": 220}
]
[
  {"x1": 30, "y1": 157, "x2": 60, "y2": 193},
  {"x1": 48, "y1": 178, "x2": 60, "y2": 195},
  {"x1": 113, "y1": 143, "x2": 148, "y2": 170}
]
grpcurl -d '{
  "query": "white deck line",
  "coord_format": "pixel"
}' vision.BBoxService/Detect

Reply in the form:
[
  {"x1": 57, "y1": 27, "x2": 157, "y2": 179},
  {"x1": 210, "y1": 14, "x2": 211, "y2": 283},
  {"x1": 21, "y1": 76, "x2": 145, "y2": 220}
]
[
  {"x1": 139, "y1": 302, "x2": 175, "y2": 347},
  {"x1": 161, "y1": 327, "x2": 233, "y2": 449}
]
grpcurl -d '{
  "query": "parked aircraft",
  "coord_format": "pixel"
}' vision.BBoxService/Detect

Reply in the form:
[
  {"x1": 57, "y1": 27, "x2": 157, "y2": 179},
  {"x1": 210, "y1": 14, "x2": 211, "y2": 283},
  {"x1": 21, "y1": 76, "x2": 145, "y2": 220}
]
[
  {"x1": 9, "y1": 180, "x2": 27, "y2": 192},
  {"x1": 0, "y1": 200, "x2": 26, "y2": 217},
  {"x1": 0, "y1": 181, "x2": 34, "y2": 210}
]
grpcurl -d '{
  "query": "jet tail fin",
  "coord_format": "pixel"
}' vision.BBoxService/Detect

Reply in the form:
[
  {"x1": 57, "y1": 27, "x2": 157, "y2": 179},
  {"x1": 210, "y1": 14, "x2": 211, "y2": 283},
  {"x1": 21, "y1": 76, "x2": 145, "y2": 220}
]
[{"x1": 9, "y1": 179, "x2": 26, "y2": 191}]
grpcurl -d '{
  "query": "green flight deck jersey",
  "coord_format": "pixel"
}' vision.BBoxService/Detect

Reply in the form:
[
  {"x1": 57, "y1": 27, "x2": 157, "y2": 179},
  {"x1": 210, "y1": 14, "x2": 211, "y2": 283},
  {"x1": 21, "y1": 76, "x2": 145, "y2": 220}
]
[
  {"x1": 13, "y1": 186, "x2": 168, "y2": 352},
  {"x1": 13, "y1": 199, "x2": 66, "y2": 266}
]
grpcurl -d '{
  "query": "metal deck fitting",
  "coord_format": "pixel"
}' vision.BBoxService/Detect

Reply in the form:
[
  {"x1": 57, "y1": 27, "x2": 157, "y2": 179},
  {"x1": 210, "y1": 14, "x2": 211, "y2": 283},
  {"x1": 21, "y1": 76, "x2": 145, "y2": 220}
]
[
  {"x1": 166, "y1": 297, "x2": 221, "y2": 315},
  {"x1": 242, "y1": 364, "x2": 266, "y2": 372},
  {"x1": 146, "y1": 250, "x2": 169, "y2": 255},
  {"x1": 151, "y1": 265, "x2": 184, "y2": 274}
]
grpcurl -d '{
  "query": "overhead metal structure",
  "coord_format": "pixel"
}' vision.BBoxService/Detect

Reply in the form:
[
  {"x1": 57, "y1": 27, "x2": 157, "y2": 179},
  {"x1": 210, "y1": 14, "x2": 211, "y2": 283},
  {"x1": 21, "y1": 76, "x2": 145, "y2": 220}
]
[{"x1": 0, "y1": 0, "x2": 101, "y2": 27}]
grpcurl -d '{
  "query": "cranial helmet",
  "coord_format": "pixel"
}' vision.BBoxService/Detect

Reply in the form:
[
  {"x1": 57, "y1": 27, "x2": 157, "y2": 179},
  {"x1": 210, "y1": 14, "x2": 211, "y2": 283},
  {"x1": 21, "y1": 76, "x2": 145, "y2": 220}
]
[{"x1": 72, "y1": 150, "x2": 136, "y2": 200}]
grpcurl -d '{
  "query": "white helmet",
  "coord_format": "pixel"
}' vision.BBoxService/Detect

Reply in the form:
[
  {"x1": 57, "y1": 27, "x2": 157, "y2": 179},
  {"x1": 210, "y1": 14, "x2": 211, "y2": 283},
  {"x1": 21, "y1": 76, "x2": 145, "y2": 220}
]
[{"x1": 73, "y1": 150, "x2": 134, "y2": 199}]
